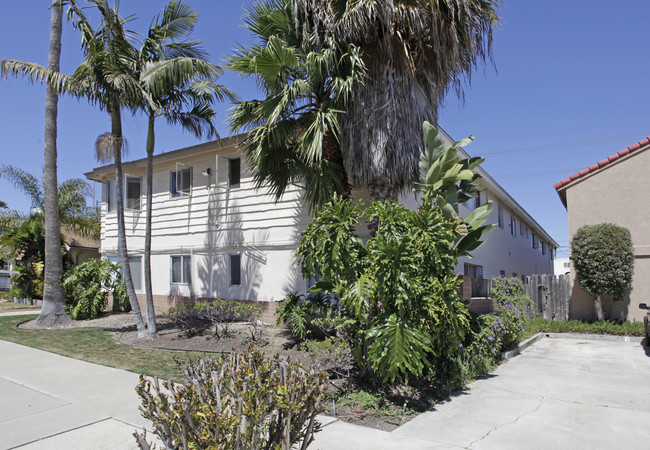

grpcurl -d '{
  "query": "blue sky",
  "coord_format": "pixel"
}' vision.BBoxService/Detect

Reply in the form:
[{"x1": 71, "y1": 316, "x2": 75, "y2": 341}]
[{"x1": 1, "y1": 1, "x2": 649, "y2": 258}]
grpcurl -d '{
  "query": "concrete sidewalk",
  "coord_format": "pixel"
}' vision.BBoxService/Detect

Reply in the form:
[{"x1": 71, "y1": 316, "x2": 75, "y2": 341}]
[{"x1": 1, "y1": 316, "x2": 649, "y2": 449}]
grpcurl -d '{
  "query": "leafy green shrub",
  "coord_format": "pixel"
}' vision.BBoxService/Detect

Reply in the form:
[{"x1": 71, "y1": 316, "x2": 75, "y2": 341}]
[
  {"x1": 276, "y1": 292, "x2": 337, "y2": 341},
  {"x1": 490, "y1": 277, "x2": 532, "y2": 350},
  {"x1": 135, "y1": 347, "x2": 327, "y2": 450},
  {"x1": 166, "y1": 299, "x2": 263, "y2": 339},
  {"x1": 571, "y1": 223, "x2": 634, "y2": 320},
  {"x1": 525, "y1": 317, "x2": 644, "y2": 337},
  {"x1": 165, "y1": 303, "x2": 198, "y2": 337},
  {"x1": 198, "y1": 298, "x2": 262, "y2": 338},
  {"x1": 61, "y1": 258, "x2": 128, "y2": 320},
  {"x1": 461, "y1": 314, "x2": 502, "y2": 379},
  {"x1": 296, "y1": 124, "x2": 495, "y2": 384}
]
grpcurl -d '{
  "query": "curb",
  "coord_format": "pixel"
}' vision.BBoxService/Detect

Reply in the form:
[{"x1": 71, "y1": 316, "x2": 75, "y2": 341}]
[{"x1": 501, "y1": 332, "x2": 543, "y2": 360}]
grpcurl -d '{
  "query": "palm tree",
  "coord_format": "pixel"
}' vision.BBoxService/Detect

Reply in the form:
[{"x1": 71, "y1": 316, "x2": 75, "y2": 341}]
[
  {"x1": 0, "y1": 165, "x2": 100, "y2": 238},
  {"x1": 229, "y1": 0, "x2": 365, "y2": 210},
  {"x1": 2, "y1": 0, "x2": 151, "y2": 335},
  {"x1": 231, "y1": 0, "x2": 499, "y2": 204},
  {"x1": 290, "y1": 0, "x2": 500, "y2": 200},
  {"x1": 135, "y1": 0, "x2": 236, "y2": 335}
]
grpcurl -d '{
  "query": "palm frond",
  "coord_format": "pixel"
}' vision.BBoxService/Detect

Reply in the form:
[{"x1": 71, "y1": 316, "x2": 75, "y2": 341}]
[{"x1": 0, "y1": 165, "x2": 44, "y2": 209}]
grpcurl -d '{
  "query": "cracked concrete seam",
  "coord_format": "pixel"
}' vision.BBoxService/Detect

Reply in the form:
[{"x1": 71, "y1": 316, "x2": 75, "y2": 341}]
[{"x1": 465, "y1": 397, "x2": 545, "y2": 449}]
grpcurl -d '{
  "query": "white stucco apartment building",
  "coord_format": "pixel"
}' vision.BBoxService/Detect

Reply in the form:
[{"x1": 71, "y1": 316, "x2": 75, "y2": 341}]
[{"x1": 85, "y1": 132, "x2": 556, "y2": 320}]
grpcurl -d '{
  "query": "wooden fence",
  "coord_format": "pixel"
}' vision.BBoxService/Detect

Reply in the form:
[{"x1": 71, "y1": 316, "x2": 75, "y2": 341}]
[{"x1": 524, "y1": 274, "x2": 572, "y2": 321}]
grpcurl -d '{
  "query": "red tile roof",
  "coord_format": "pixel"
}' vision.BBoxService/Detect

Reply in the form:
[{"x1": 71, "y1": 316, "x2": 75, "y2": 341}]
[
  {"x1": 554, "y1": 137, "x2": 650, "y2": 192},
  {"x1": 554, "y1": 137, "x2": 650, "y2": 208}
]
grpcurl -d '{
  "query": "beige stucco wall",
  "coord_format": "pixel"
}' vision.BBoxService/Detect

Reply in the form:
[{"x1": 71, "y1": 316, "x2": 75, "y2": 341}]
[{"x1": 563, "y1": 146, "x2": 650, "y2": 322}]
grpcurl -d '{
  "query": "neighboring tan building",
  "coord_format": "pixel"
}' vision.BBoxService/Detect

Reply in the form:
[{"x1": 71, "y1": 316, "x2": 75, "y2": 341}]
[
  {"x1": 555, "y1": 137, "x2": 650, "y2": 322},
  {"x1": 86, "y1": 132, "x2": 557, "y2": 320}
]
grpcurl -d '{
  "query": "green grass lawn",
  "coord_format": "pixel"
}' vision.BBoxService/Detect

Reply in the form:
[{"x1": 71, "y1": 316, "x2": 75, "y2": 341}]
[
  {"x1": 0, "y1": 301, "x2": 41, "y2": 312},
  {"x1": 0, "y1": 315, "x2": 204, "y2": 382}
]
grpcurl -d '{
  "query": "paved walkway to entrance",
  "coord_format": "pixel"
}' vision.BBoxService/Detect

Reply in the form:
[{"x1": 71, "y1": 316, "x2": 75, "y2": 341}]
[{"x1": 1, "y1": 314, "x2": 648, "y2": 449}]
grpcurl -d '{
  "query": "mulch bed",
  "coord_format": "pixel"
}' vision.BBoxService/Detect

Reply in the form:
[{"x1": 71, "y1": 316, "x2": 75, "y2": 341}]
[{"x1": 19, "y1": 312, "x2": 432, "y2": 431}]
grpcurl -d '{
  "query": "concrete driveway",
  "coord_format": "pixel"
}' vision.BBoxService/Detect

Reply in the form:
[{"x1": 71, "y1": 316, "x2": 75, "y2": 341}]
[
  {"x1": 1, "y1": 325, "x2": 648, "y2": 449},
  {"x1": 393, "y1": 334, "x2": 650, "y2": 449}
]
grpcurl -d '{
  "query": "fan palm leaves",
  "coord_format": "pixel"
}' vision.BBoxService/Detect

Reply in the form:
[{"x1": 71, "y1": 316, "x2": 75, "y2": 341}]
[
  {"x1": 290, "y1": 0, "x2": 500, "y2": 197},
  {"x1": 2, "y1": 0, "x2": 153, "y2": 336},
  {"x1": 228, "y1": 0, "x2": 366, "y2": 210},
  {"x1": 0, "y1": 165, "x2": 100, "y2": 239}
]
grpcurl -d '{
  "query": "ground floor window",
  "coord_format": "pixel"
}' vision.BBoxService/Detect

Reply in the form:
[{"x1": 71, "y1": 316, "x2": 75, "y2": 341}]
[
  {"x1": 171, "y1": 255, "x2": 191, "y2": 284},
  {"x1": 108, "y1": 255, "x2": 142, "y2": 291},
  {"x1": 230, "y1": 254, "x2": 241, "y2": 286}
]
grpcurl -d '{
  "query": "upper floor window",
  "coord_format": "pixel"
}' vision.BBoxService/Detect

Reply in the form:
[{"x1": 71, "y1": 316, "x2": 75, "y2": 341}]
[
  {"x1": 477, "y1": 188, "x2": 488, "y2": 207},
  {"x1": 171, "y1": 166, "x2": 192, "y2": 197},
  {"x1": 541, "y1": 241, "x2": 547, "y2": 255},
  {"x1": 106, "y1": 179, "x2": 116, "y2": 213},
  {"x1": 532, "y1": 233, "x2": 539, "y2": 249},
  {"x1": 229, "y1": 158, "x2": 241, "y2": 188},
  {"x1": 510, "y1": 215, "x2": 517, "y2": 237},
  {"x1": 125, "y1": 176, "x2": 142, "y2": 210},
  {"x1": 171, "y1": 255, "x2": 191, "y2": 284},
  {"x1": 497, "y1": 205, "x2": 504, "y2": 229}
]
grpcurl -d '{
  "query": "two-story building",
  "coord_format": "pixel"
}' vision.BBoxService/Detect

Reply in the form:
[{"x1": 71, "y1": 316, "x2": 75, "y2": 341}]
[{"x1": 85, "y1": 131, "x2": 557, "y2": 320}]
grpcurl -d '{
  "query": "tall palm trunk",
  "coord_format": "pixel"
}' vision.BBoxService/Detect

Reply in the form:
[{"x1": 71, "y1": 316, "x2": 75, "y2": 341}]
[
  {"x1": 111, "y1": 107, "x2": 148, "y2": 337},
  {"x1": 37, "y1": 0, "x2": 70, "y2": 327},
  {"x1": 143, "y1": 112, "x2": 156, "y2": 335}
]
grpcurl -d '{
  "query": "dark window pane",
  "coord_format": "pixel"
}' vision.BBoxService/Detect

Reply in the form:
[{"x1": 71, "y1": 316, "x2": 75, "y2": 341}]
[
  {"x1": 126, "y1": 177, "x2": 141, "y2": 210},
  {"x1": 171, "y1": 256, "x2": 182, "y2": 283},
  {"x1": 183, "y1": 256, "x2": 191, "y2": 284},
  {"x1": 229, "y1": 158, "x2": 241, "y2": 187},
  {"x1": 230, "y1": 254, "x2": 241, "y2": 286}
]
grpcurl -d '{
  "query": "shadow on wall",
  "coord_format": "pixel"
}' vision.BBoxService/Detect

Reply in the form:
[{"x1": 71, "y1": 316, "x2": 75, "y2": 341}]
[
  {"x1": 569, "y1": 279, "x2": 631, "y2": 321},
  {"x1": 195, "y1": 183, "x2": 266, "y2": 301}
]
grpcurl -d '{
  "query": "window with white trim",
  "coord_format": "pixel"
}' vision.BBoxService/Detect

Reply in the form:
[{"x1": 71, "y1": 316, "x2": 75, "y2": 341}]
[
  {"x1": 171, "y1": 165, "x2": 192, "y2": 197},
  {"x1": 510, "y1": 215, "x2": 517, "y2": 237},
  {"x1": 106, "y1": 179, "x2": 116, "y2": 213},
  {"x1": 498, "y1": 205, "x2": 504, "y2": 229},
  {"x1": 171, "y1": 255, "x2": 191, "y2": 284},
  {"x1": 108, "y1": 256, "x2": 142, "y2": 291},
  {"x1": 477, "y1": 188, "x2": 488, "y2": 207},
  {"x1": 230, "y1": 254, "x2": 241, "y2": 286},
  {"x1": 229, "y1": 158, "x2": 241, "y2": 188},
  {"x1": 125, "y1": 176, "x2": 142, "y2": 210}
]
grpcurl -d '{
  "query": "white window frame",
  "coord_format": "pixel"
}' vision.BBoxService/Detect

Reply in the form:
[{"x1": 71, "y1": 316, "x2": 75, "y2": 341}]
[
  {"x1": 170, "y1": 164, "x2": 192, "y2": 198},
  {"x1": 170, "y1": 255, "x2": 192, "y2": 285},
  {"x1": 477, "y1": 188, "x2": 488, "y2": 207},
  {"x1": 498, "y1": 205, "x2": 504, "y2": 229},
  {"x1": 229, "y1": 253, "x2": 242, "y2": 286},
  {"x1": 510, "y1": 215, "x2": 517, "y2": 237}
]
